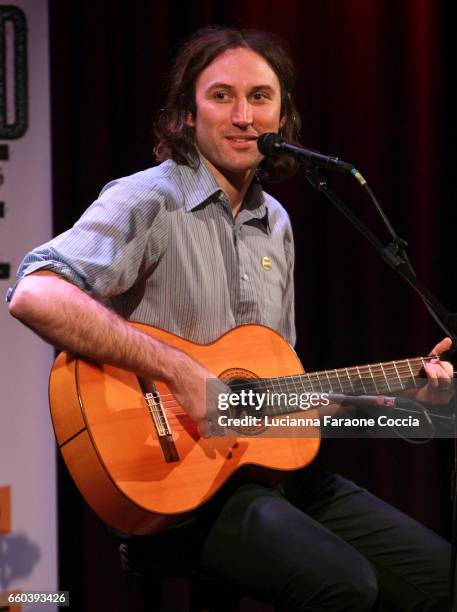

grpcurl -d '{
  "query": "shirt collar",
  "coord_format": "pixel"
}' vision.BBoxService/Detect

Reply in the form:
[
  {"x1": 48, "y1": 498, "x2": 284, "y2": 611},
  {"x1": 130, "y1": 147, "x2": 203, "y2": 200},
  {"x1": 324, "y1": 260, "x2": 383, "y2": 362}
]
[
  {"x1": 178, "y1": 157, "x2": 269, "y2": 232},
  {"x1": 178, "y1": 157, "x2": 222, "y2": 211}
]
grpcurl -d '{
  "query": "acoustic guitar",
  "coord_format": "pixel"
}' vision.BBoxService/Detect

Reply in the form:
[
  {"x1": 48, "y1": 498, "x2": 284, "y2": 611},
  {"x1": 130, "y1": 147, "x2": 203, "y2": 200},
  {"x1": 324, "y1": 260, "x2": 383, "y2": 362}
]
[{"x1": 49, "y1": 322, "x2": 429, "y2": 535}]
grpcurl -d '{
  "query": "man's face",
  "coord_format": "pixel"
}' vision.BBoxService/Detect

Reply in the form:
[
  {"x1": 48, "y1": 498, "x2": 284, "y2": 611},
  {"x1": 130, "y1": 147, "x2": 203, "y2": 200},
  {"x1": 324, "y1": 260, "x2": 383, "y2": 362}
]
[{"x1": 188, "y1": 47, "x2": 285, "y2": 179}]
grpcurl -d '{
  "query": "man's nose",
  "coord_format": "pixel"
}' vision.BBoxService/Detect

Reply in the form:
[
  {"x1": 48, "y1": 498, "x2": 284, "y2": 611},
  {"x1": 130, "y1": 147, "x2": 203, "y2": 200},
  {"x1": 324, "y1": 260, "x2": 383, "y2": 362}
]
[{"x1": 232, "y1": 98, "x2": 253, "y2": 128}]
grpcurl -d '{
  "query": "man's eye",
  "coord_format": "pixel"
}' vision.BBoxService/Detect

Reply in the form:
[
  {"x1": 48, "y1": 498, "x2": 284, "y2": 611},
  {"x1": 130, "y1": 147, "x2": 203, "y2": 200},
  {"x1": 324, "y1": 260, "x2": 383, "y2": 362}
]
[
  {"x1": 252, "y1": 92, "x2": 268, "y2": 101},
  {"x1": 214, "y1": 91, "x2": 228, "y2": 100}
]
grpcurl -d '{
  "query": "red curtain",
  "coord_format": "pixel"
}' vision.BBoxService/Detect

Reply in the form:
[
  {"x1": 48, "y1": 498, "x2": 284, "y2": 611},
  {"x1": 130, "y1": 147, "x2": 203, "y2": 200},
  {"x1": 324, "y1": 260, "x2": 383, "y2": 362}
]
[{"x1": 49, "y1": 1, "x2": 455, "y2": 609}]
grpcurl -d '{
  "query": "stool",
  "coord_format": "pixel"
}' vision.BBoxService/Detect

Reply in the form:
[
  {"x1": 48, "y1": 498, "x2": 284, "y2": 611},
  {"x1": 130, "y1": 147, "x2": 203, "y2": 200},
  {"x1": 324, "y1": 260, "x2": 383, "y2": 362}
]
[{"x1": 114, "y1": 519, "x2": 242, "y2": 612}]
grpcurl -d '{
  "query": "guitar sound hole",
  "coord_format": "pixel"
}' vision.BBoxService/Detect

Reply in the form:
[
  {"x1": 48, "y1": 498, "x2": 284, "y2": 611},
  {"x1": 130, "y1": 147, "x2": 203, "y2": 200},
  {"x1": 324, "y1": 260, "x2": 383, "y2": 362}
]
[{"x1": 225, "y1": 378, "x2": 268, "y2": 436}]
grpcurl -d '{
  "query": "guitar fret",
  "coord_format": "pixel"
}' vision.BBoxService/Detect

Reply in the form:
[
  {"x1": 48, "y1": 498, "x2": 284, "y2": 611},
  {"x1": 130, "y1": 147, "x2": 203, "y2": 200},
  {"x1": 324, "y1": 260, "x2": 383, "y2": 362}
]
[
  {"x1": 284, "y1": 376, "x2": 293, "y2": 415},
  {"x1": 368, "y1": 364, "x2": 379, "y2": 393},
  {"x1": 293, "y1": 372, "x2": 300, "y2": 405},
  {"x1": 380, "y1": 362, "x2": 391, "y2": 392},
  {"x1": 308, "y1": 374, "x2": 316, "y2": 393},
  {"x1": 314, "y1": 374, "x2": 325, "y2": 393},
  {"x1": 356, "y1": 366, "x2": 367, "y2": 393},
  {"x1": 324, "y1": 370, "x2": 333, "y2": 392},
  {"x1": 407, "y1": 360, "x2": 418, "y2": 387},
  {"x1": 272, "y1": 377, "x2": 281, "y2": 415},
  {"x1": 392, "y1": 362, "x2": 405, "y2": 390},
  {"x1": 345, "y1": 368, "x2": 355, "y2": 392},
  {"x1": 334, "y1": 369, "x2": 343, "y2": 393}
]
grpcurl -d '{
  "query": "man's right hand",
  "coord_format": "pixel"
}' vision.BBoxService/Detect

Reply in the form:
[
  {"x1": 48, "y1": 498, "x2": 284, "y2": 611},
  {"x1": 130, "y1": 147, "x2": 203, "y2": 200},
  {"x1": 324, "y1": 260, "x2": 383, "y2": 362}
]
[
  {"x1": 9, "y1": 271, "x2": 226, "y2": 437},
  {"x1": 165, "y1": 348, "x2": 228, "y2": 437}
]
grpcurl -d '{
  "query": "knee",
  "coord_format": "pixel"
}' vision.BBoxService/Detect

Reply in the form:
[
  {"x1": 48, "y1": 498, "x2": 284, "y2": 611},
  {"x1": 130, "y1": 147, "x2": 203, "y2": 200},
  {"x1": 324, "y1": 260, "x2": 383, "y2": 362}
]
[{"x1": 279, "y1": 559, "x2": 379, "y2": 612}]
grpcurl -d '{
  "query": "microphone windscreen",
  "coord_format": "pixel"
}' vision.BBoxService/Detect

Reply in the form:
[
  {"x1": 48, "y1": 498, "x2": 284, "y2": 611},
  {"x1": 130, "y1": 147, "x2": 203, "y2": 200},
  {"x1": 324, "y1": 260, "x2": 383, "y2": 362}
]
[{"x1": 257, "y1": 132, "x2": 283, "y2": 156}]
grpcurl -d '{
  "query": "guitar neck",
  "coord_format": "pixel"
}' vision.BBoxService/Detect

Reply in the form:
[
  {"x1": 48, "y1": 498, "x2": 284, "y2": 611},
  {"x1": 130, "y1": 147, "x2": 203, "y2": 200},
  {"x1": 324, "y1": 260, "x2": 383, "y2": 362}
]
[
  {"x1": 238, "y1": 356, "x2": 432, "y2": 416},
  {"x1": 299, "y1": 355, "x2": 430, "y2": 395}
]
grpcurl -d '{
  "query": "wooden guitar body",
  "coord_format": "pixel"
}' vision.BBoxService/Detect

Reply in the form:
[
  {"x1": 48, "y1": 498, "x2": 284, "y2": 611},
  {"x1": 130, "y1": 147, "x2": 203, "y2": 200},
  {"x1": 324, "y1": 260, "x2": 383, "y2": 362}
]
[{"x1": 49, "y1": 323, "x2": 320, "y2": 535}]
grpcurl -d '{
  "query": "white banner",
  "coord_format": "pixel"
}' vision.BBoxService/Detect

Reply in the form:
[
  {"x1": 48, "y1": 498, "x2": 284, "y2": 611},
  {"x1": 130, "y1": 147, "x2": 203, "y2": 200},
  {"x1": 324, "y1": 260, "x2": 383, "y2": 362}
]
[{"x1": 0, "y1": 1, "x2": 57, "y2": 609}]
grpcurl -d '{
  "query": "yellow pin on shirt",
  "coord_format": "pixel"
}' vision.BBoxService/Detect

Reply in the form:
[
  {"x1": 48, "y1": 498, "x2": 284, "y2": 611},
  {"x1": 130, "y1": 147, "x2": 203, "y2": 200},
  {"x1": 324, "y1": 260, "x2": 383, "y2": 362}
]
[{"x1": 262, "y1": 256, "x2": 271, "y2": 271}]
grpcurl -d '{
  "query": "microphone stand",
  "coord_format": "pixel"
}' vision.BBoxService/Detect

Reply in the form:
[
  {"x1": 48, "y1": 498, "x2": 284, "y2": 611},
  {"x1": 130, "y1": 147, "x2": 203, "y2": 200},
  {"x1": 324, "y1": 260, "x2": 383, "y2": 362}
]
[
  {"x1": 303, "y1": 166, "x2": 457, "y2": 611},
  {"x1": 304, "y1": 168, "x2": 457, "y2": 344}
]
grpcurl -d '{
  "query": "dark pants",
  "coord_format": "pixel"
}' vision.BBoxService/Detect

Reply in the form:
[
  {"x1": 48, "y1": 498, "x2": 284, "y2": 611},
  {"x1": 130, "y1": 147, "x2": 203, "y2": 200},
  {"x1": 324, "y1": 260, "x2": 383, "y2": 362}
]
[
  {"x1": 198, "y1": 469, "x2": 450, "y2": 612},
  {"x1": 123, "y1": 467, "x2": 450, "y2": 611}
]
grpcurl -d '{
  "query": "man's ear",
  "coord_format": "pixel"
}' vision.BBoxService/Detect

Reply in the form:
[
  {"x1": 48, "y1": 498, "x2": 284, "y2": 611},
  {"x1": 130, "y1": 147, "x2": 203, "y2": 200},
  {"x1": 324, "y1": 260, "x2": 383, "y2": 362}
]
[
  {"x1": 186, "y1": 112, "x2": 196, "y2": 127},
  {"x1": 279, "y1": 115, "x2": 286, "y2": 131}
]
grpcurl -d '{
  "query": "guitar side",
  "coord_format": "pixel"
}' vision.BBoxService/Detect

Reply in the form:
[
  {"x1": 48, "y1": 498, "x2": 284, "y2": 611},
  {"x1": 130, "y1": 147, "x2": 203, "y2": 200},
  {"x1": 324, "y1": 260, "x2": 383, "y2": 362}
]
[{"x1": 48, "y1": 323, "x2": 320, "y2": 535}]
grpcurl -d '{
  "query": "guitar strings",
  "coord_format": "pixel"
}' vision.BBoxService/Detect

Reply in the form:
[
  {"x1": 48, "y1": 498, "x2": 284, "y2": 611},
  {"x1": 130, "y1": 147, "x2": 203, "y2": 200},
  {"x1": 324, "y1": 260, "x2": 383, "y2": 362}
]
[
  {"x1": 149, "y1": 356, "x2": 454, "y2": 402},
  {"x1": 147, "y1": 378, "x2": 457, "y2": 412},
  {"x1": 153, "y1": 370, "x2": 456, "y2": 398},
  {"x1": 139, "y1": 354, "x2": 455, "y2": 418}
]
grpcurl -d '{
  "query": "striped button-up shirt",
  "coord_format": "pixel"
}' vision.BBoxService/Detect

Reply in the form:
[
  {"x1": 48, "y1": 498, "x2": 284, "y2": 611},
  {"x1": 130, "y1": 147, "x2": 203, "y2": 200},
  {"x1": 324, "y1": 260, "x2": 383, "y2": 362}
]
[{"x1": 9, "y1": 158, "x2": 296, "y2": 345}]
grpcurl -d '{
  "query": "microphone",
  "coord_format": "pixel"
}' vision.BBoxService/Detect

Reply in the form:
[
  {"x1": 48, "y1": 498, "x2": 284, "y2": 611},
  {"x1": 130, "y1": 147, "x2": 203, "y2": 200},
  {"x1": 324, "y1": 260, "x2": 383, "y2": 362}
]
[
  {"x1": 327, "y1": 393, "x2": 416, "y2": 410},
  {"x1": 257, "y1": 132, "x2": 355, "y2": 175},
  {"x1": 326, "y1": 393, "x2": 439, "y2": 428}
]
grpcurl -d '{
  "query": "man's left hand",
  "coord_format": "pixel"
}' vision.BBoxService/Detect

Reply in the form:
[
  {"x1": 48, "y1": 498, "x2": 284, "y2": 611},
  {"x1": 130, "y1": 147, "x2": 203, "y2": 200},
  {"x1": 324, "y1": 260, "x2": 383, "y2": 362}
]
[{"x1": 415, "y1": 337, "x2": 454, "y2": 405}]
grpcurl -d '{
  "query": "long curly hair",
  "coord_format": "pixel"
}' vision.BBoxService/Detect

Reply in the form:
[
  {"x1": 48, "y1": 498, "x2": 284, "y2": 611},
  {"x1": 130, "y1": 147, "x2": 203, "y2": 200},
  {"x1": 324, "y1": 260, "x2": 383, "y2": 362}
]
[{"x1": 154, "y1": 26, "x2": 302, "y2": 181}]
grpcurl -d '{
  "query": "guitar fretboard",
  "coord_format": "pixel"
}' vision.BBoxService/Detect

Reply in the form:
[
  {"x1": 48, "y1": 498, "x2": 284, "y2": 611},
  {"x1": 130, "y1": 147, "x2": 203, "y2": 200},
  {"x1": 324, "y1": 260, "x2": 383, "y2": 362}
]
[
  {"x1": 228, "y1": 356, "x2": 432, "y2": 416},
  {"x1": 296, "y1": 356, "x2": 429, "y2": 395}
]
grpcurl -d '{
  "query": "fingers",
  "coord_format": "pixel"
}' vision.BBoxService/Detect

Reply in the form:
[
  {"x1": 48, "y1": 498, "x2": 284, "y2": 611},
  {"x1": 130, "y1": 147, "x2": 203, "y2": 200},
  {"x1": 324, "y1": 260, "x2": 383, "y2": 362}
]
[
  {"x1": 424, "y1": 361, "x2": 451, "y2": 388},
  {"x1": 419, "y1": 356, "x2": 454, "y2": 404},
  {"x1": 425, "y1": 356, "x2": 453, "y2": 379},
  {"x1": 426, "y1": 337, "x2": 454, "y2": 387},
  {"x1": 197, "y1": 416, "x2": 226, "y2": 438},
  {"x1": 429, "y1": 337, "x2": 452, "y2": 357},
  {"x1": 201, "y1": 377, "x2": 229, "y2": 438}
]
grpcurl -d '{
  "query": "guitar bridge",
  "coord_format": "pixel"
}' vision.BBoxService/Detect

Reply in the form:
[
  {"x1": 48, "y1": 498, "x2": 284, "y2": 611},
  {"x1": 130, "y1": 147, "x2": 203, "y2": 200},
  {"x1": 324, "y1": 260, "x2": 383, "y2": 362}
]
[{"x1": 138, "y1": 378, "x2": 179, "y2": 463}]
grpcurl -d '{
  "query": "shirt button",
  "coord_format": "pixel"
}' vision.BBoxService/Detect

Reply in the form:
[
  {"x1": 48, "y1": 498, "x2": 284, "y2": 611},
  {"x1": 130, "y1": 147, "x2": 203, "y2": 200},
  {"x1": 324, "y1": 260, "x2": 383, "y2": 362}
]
[{"x1": 242, "y1": 273, "x2": 249, "y2": 281}]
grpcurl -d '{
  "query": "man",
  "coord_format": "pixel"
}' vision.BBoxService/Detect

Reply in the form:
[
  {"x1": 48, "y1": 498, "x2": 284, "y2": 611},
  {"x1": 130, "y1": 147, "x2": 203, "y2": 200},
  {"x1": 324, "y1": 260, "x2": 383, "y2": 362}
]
[{"x1": 7, "y1": 26, "x2": 453, "y2": 611}]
